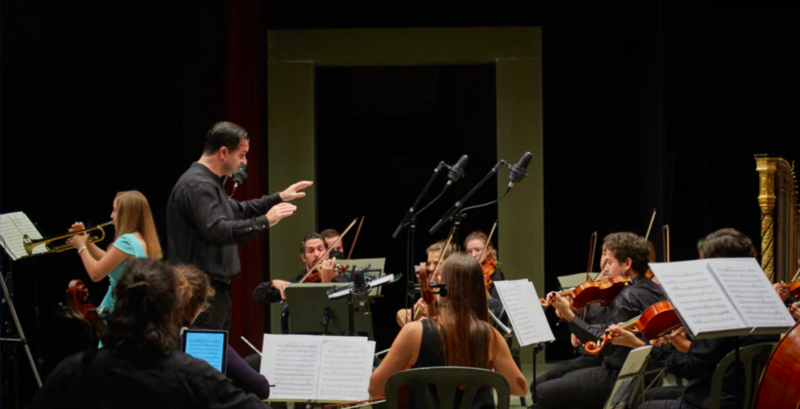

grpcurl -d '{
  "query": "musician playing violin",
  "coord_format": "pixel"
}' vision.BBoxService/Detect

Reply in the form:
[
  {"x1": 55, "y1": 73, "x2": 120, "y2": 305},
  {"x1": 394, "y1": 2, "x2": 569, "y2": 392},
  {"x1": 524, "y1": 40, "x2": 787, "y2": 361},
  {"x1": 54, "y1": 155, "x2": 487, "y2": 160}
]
[
  {"x1": 254, "y1": 233, "x2": 347, "y2": 300},
  {"x1": 464, "y1": 230, "x2": 506, "y2": 299},
  {"x1": 396, "y1": 241, "x2": 448, "y2": 327},
  {"x1": 537, "y1": 232, "x2": 665, "y2": 409},
  {"x1": 608, "y1": 228, "x2": 779, "y2": 409},
  {"x1": 370, "y1": 254, "x2": 528, "y2": 406},
  {"x1": 532, "y1": 243, "x2": 615, "y2": 391}
]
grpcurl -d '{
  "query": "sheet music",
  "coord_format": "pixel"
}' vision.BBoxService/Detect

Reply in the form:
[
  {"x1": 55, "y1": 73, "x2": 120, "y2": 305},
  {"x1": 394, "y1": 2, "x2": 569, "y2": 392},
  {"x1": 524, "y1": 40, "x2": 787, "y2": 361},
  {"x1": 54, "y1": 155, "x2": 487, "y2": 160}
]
[
  {"x1": 707, "y1": 258, "x2": 795, "y2": 329},
  {"x1": 0, "y1": 212, "x2": 47, "y2": 260},
  {"x1": 261, "y1": 335, "x2": 323, "y2": 400},
  {"x1": 649, "y1": 260, "x2": 746, "y2": 336},
  {"x1": 184, "y1": 332, "x2": 226, "y2": 372},
  {"x1": 317, "y1": 339, "x2": 375, "y2": 402},
  {"x1": 494, "y1": 280, "x2": 555, "y2": 347}
]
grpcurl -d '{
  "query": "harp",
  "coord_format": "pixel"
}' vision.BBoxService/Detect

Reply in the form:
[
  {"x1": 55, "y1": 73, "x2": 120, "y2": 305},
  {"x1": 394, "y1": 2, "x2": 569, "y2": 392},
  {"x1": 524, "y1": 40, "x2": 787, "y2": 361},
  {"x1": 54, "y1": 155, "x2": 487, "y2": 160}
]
[{"x1": 755, "y1": 154, "x2": 798, "y2": 282}]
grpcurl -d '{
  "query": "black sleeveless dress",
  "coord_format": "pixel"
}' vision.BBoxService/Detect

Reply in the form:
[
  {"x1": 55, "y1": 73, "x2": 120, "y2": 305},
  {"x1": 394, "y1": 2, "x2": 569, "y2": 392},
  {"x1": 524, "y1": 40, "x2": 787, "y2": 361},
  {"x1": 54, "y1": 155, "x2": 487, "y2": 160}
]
[{"x1": 404, "y1": 320, "x2": 496, "y2": 409}]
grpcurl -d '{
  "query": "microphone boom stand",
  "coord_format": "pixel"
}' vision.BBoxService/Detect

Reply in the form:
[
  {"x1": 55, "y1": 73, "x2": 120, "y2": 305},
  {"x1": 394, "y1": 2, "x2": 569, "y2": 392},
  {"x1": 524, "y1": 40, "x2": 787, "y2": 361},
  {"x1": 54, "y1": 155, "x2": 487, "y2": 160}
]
[
  {"x1": 392, "y1": 162, "x2": 448, "y2": 312},
  {"x1": 429, "y1": 160, "x2": 508, "y2": 244}
]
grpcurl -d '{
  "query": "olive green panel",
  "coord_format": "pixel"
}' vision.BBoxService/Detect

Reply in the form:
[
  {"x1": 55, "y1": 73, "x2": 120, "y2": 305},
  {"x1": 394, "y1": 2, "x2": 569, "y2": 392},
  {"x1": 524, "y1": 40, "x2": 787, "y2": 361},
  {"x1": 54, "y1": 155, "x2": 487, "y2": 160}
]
[
  {"x1": 268, "y1": 28, "x2": 541, "y2": 66},
  {"x1": 267, "y1": 62, "x2": 316, "y2": 333},
  {"x1": 497, "y1": 57, "x2": 545, "y2": 363}
]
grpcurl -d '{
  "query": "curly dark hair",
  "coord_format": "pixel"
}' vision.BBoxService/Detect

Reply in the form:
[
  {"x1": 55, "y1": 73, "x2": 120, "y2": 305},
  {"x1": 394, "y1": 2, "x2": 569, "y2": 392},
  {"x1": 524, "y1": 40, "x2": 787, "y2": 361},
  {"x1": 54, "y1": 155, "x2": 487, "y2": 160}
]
[
  {"x1": 102, "y1": 258, "x2": 180, "y2": 356},
  {"x1": 603, "y1": 232, "x2": 651, "y2": 275},
  {"x1": 697, "y1": 228, "x2": 756, "y2": 259}
]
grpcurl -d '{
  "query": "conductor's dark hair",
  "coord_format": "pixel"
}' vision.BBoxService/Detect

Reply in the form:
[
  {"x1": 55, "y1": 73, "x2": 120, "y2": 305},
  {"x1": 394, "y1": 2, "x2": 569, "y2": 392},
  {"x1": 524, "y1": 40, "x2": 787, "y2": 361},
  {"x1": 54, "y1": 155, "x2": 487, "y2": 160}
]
[{"x1": 203, "y1": 121, "x2": 248, "y2": 155}]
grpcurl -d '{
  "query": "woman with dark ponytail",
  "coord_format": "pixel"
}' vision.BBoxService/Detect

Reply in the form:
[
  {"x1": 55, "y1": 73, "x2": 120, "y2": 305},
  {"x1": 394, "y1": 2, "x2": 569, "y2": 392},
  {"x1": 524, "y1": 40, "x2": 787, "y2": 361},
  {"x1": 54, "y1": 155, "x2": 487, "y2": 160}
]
[{"x1": 29, "y1": 258, "x2": 269, "y2": 409}]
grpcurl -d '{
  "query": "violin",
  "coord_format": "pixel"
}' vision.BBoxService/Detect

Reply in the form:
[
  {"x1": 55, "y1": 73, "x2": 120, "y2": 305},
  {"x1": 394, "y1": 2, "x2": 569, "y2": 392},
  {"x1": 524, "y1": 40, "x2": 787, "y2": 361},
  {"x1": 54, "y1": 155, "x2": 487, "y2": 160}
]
[
  {"x1": 300, "y1": 263, "x2": 349, "y2": 283},
  {"x1": 584, "y1": 300, "x2": 682, "y2": 355},
  {"x1": 65, "y1": 279, "x2": 107, "y2": 343},
  {"x1": 478, "y1": 220, "x2": 499, "y2": 291},
  {"x1": 418, "y1": 269, "x2": 439, "y2": 318},
  {"x1": 540, "y1": 275, "x2": 631, "y2": 309},
  {"x1": 482, "y1": 258, "x2": 497, "y2": 290},
  {"x1": 752, "y1": 321, "x2": 800, "y2": 409}
]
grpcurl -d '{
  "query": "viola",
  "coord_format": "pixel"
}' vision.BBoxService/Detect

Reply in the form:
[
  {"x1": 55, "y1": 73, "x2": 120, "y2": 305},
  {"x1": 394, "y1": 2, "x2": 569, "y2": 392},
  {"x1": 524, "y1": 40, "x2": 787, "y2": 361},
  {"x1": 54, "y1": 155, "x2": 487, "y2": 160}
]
[
  {"x1": 482, "y1": 258, "x2": 497, "y2": 290},
  {"x1": 300, "y1": 263, "x2": 349, "y2": 283},
  {"x1": 752, "y1": 321, "x2": 800, "y2": 409},
  {"x1": 584, "y1": 300, "x2": 682, "y2": 355},
  {"x1": 540, "y1": 276, "x2": 631, "y2": 309}
]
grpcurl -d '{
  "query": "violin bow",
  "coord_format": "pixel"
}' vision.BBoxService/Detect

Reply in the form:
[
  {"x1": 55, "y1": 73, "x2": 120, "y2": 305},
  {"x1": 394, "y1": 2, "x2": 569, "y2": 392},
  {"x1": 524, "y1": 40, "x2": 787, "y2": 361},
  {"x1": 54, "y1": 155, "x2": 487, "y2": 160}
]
[
  {"x1": 644, "y1": 208, "x2": 657, "y2": 240},
  {"x1": 431, "y1": 226, "x2": 456, "y2": 284},
  {"x1": 346, "y1": 215, "x2": 365, "y2": 260},
  {"x1": 586, "y1": 231, "x2": 598, "y2": 283},
  {"x1": 662, "y1": 225, "x2": 670, "y2": 262},
  {"x1": 299, "y1": 217, "x2": 358, "y2": 283},
  {"x1": 478, "y1": 219, "x2": 499, "y2": 265}
]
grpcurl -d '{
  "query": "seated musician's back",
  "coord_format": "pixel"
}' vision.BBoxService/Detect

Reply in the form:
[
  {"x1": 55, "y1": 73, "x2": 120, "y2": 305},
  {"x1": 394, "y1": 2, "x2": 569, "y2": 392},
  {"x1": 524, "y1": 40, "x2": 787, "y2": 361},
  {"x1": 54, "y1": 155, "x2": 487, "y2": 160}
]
[
  {"x1": 370, "y1": 253, "x2": 528, "y2": 408},
  {"x1": 28, "y1": 258, "x2": 267, "y2": 409}
]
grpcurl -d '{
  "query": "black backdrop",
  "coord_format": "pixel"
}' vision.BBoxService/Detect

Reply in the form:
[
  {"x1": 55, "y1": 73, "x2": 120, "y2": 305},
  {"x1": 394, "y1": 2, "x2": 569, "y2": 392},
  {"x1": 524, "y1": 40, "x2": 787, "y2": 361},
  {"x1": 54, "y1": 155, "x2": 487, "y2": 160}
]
[{"x1": 3, "y1": 1, "x2": 800, "y2": 406}]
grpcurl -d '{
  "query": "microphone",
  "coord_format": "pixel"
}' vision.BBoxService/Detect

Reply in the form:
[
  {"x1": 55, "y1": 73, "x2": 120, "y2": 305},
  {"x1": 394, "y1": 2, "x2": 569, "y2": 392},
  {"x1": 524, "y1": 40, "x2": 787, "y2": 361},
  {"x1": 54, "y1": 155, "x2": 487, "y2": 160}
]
[
  {"x1": 352, "y1": 269, "x2": 370, "y2": 294},
  {"x1": 507, "y1": 152, "x2": 532, "y2": 187},
  {"x1": 230, "y1": 164, "x2": 248, "y2": 197},
  {"x1": 446, "y1": 155, "x2": 469, "y2": 185}
]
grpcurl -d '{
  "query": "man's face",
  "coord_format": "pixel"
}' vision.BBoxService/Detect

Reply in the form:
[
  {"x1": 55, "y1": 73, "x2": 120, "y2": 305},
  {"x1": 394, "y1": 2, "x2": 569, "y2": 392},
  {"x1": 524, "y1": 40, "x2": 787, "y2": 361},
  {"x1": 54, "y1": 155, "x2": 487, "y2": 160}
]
[
  {"x1": 222, "y1": 139, "x2": 249, "y2": 176},
  {"x1": 301, "y1": 238, "x2": 327, "y2": 268},
  {"x1": 605, "y1": 251, "x2": 631, "y2": 278},
  {"x1": 324, "y1": 236, "x2": 344, "y2": 254}
]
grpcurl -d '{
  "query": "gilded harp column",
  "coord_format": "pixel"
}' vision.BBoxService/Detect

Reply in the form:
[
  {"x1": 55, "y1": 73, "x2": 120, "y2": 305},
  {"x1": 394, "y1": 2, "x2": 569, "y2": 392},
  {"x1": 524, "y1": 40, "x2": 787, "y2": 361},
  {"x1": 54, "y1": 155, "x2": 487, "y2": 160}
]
[{"x1": 756, "y1": 156, "x2": 778, "y2": 280}]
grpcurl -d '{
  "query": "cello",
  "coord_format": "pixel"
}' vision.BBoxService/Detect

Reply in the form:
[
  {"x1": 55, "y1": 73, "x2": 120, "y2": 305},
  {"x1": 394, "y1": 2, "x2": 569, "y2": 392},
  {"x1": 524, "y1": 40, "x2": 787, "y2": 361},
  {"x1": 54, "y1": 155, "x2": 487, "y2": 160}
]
[
  {"x1": 751, "y1": 321, "x2": 800, "y2": 409},
  {"x1": 65, "y1": 279, "x2": 107, "y2": 346}
]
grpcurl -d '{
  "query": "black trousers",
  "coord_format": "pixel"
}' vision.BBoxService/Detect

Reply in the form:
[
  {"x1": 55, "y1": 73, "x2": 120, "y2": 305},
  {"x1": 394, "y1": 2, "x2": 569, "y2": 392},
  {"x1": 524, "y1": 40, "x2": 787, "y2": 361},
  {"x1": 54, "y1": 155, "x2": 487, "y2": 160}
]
[
  {"x1": 194, "y1": 280, "x2": 232, "y2": 330},
  {"x1": 536, "y1": 366, "x2": 619, "y2": 409},
  {"x1": 534, "y1": 354, "x2": 604, "y2": 389},
  {"x1": 635, "y1": 386, "x2": 684, "y2": 408},
  {"x1": 638, "y1": 399, "x2": 681, "y2": 409}
]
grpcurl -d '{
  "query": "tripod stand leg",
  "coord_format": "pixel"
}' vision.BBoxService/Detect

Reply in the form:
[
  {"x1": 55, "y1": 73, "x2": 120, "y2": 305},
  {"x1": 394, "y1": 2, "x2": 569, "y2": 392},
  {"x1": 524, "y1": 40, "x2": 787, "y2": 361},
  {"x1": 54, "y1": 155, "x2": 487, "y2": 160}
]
[{"x1": 1, "y1": 272, "x2": 43, "y2": 388}]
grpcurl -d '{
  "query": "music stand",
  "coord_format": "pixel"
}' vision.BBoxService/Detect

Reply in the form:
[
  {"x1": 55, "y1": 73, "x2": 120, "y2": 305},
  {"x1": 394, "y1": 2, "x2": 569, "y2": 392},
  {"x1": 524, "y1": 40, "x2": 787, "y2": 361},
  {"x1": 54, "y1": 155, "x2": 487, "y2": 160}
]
[
  {"x1": 285, "y1": 283, "x2": 352, "y2": 335},
  {"x1": 328, "y1": 273, "x2": 402, "y2": 337}
]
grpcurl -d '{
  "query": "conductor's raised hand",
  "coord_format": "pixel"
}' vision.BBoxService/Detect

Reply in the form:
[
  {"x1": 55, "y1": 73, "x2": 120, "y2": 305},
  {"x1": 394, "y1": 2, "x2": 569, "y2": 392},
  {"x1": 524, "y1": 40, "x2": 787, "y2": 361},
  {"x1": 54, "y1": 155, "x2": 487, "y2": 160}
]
[
  {"x1": 280, "y1": 181, "x2": 314, "y2": 202},
  {"x1": 266, "y1": 203, "x2": 297, "y2": 227}
]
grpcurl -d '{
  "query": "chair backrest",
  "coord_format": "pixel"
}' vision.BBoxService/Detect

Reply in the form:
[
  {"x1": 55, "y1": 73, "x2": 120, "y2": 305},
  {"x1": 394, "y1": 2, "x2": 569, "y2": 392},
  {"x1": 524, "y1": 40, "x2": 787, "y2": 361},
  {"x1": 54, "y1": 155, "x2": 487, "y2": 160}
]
[
  {"x1": 709, "y1": 342, "x2": 775, "y2": 409},
  {"x1": 385, "y1": 367, "x2": 510, "y2": 409}
]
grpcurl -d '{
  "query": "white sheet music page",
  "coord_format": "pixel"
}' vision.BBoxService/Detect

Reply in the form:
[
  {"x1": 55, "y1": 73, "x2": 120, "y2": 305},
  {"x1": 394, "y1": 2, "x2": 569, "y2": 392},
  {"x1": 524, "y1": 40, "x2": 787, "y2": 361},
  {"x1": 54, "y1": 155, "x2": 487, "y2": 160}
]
[
  {"x1": 706, "y1": 258, "x2": 795, "y2": 330},
  {"x1": 317, "y1": 339, "x2": 375, "y2": 402},
  {"x1": 0, "y1": 212, "x2": 47, "y2": 260},
  {"x1": 260, "y1": 335, "x2": 323, "y2": 401},
  {"x1": 494, "y1": 280, "x2": 555, "y2": 347},
  {"x1": 649, "y1": 260, "x2": 746, "y2": 338}
]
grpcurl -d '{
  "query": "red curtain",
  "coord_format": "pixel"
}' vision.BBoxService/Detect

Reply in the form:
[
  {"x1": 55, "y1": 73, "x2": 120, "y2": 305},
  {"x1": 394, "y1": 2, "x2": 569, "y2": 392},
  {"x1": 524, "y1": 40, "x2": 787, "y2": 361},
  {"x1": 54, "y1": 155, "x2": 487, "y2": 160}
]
[{"x1": 224, "y1": 0, "x2": 267, "y2": 356}]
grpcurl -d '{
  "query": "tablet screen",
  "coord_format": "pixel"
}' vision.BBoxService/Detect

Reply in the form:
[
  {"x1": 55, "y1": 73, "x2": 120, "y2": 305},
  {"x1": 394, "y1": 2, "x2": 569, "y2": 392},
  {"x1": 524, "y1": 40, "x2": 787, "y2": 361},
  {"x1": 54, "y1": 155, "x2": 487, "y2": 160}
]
[{"x1": 182, "y1": 330, "x2": 227, "y2": 373}]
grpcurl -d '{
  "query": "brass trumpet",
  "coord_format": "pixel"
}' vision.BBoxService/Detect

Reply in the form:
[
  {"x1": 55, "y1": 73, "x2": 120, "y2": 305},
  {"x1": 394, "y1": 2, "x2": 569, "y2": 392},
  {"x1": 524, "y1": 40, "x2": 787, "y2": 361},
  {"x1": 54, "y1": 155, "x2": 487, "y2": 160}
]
[{"x1": 23, "y1": 221, "x2": 114, "y2": 255}]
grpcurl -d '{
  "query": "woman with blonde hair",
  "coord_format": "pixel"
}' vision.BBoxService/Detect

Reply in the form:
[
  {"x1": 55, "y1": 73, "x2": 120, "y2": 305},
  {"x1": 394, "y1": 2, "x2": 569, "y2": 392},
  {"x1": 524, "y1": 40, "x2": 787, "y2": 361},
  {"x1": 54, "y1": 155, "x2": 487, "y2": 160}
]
[
  {"x1": 67, "y1": 190, "x2": 162, "y2": 314},
  {"x1": 464, "y1": 230, "x2": 506, "y2": 299}
]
